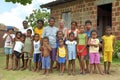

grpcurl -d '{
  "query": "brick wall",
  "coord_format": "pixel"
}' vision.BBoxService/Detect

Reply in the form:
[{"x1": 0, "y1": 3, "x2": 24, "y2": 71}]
[{"x1": 50, "y1": 0, "x2": 120, "y2": 39}]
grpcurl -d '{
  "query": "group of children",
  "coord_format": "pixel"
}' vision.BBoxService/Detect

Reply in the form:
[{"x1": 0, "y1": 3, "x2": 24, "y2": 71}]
[{"x1": 2, "y1": 18, "x2": 115, "y2": 76}]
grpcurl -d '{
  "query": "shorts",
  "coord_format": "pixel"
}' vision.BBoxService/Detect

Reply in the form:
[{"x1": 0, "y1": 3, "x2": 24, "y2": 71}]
[
  {"x1": 50, "y1": 48, "x2": 57, "y2": 61},
  {"x1": 33, "y1": 53, "x2": 42, "y2": 63},
  {"x1": 77, "y1": 45, "x2": 87, "y2": 57},
  {"x1": 14, "y1": 51, "x2": 21, "y2": 59},
  {"x1": 24, "y1": 52, "x2": 32, "y2": 59},
  {"x1": 58, "y1": 57, "x2": 66, "y2": 64},
  {"x1": 42, "y1": 56, "x2": 50, "y2": 69},
  {"x1": 89, "y1": 53, "x2": 100, "y2": 64},
  {"x1": 104, "y1": 51, "x2": 113, "y2": 62},
  {"x1": 4, "y1": 48, "x2": 12, "y2": 55},
  {"x1": 68, "y1": 50, "x2": 76, "y2": 60}
]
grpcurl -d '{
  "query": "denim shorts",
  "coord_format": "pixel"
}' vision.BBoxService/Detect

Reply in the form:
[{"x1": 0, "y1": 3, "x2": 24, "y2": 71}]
[
  {"x1": 42, "y1": 56, "x2": 50, "y2": 69},
  {"x1": 58, "y1": 57, "x2": 66, "y2": 64},
  {"x1": 4, "y1": 48, "x2": 12, "y2": 55},
  {"x1": 33, "y1": 53, "x2": 42, "y2": 63}
]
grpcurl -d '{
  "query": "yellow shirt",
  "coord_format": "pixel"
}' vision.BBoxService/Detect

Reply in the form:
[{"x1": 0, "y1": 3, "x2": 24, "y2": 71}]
[
  {"x1": 102, "y1": 35, "x2": 115, "y2": 51},
  {"x1": 34, "y1": 27, "x2": 44, "y2": 39},
  {"x1": 58, "y1": 47, "x2": 66, "y2": 57}
]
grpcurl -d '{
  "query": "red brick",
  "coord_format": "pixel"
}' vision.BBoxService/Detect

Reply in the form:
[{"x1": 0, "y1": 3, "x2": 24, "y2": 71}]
[
  {"x1": 117, "y1": 7, "x2": 120, "y2": 11},
  {"x1": 115, "y1": 12, "x2": 120, "y2": 16},
  {"x1": 115, "y1": 1, "x2": 119, "y2": 6}
]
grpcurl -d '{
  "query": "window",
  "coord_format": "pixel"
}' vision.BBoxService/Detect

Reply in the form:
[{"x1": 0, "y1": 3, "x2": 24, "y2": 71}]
[{"x1": 62, "y1": 12, "x2": 71, "y2": 29}]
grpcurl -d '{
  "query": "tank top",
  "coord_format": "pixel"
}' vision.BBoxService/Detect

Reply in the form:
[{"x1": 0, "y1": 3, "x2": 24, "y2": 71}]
[
  {"x1": 68, "y1": 29, "x2": 78, "y2": 37},
  {"x1": 33, "y1": 40, "x2": 41, "y2": 54},
  {"x1": 78, "y1": 33, "x2": 86, "y2": 45},
  {"x1": 58, "y1": 46, "x2": 66, "y2": 58}
]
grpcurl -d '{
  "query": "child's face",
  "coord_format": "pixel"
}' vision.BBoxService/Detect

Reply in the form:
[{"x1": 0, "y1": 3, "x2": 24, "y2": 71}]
[
  {"x1": 69, "y1": 34, "x2": 74, "y2": 41},
  {"x1": 71, "y1": 23, "x2": 76, "y2": 30},
  {"x1": 49, "y1": 19, "x2": 55, "y2": 26},
  {"x1": 80, "y1": 26, "x2": 85, "y2": 33},
  {"x1": 91, "y1": 32, "x2": 97, "y2": 39},
  {"x1": 57, "y1": 32, "x2": 63, "y2": 39},
  {"x1": 20, "y1": 36, "x2": 25, "y2": 42},
  {"x1": 34, "y1": 35, "x2": 39, "y2": 41},
  {"x1": 59, "y1": 39, "x2": 64, "y2": 46},
  {"x1": 106, "y1": 28, "x2": 112, "y2": 35},
  {"x1": 59, "y1": 22, "x2": 64, "y2": 28},
  {"x1": 27, "y1": 31, "x2": 32, "y2": 37},
  {"x1": 8, "y1": 29, "x2": 13, "y2": 34},
  {"x1": 85, "y1": 23, "x2": 92, "y2": 30},
  {"x1": 17, "y1": 33, "x2": 21, "y2": 39},
  {"x1": 43, "y1": 39, "x2": 49, "y2": 44}
]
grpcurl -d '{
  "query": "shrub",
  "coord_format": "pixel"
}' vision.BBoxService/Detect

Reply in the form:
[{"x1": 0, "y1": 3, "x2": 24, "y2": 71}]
[{"x1": 114, "y1": 40, "x2": 120, "y2": 58}]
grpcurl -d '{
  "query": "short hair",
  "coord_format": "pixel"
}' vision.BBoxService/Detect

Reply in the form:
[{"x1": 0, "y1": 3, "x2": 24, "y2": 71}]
[
  {"x1": 85, "y1": 20, "x2": 92, "y2": 25},
  {"x1": 27, "y1": 29, "x2": 32, "y2": 33},
  {"x1": 23, "y1": 20, "x2": 28, "y2": 24},
  {"x1": 71, "y1": 21, "x2": 77, "y2": 26},
  {"x1": 105, "y1": 26, "x2": 112, "y2": 30},
  {"x1": 37, "y1": 19, "x2": 44, "y2": 26},
  {"x1": 69, "y1": 32, "x2": 75, "y2": 36},
  {"x1": 15, "y1": 31, "x2": 22, "y2": 37},
  {"x1": 43, "y1": 36, "x2": 49, "y2": 41},
  {"x1": 58, "y1": 38, "x2": 63, "y2": 42},
  {"x1": 48, "y1": 17, "x2": 55, "y2": 22}
]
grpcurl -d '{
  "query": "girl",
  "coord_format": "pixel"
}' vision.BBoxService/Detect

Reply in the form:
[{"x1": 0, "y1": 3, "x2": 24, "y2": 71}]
[
  {"x1": 57, "y1": 38, "x2": 67, "y2": 75},
  {"x1": 66, "y1": 32, "x2": 77, "y2": 75},
  {"x1": 2, "y1": 28, "x2": 15, "y2": 70},
  {"x1": 77, "y1": 25, "x2": 88, "y2": 74},
  {"x1": 102, "y1": 27, "x2": 115, "y2": 74},
  {"x1": 33, "y1": 34, "x2": 41, "y2": 72},
  {"x1": 13, "y1": 34, "x2": 25, "y2": 70},
  {"x1": 88, "y1": 30, "x2": 103, "y2": 75}
]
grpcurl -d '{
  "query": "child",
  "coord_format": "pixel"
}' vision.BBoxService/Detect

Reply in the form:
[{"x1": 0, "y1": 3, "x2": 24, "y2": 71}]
[
  {"x1": 88, "y1": 30, "x2": 103, "y2": 75},
  {"x1": 54, "y1": 31, "x2": 64, "y2": 69},
  {"x1": 57, "y1": 38, "x2": 67, "y2": 75},
  {"x1": 2, "y1": 28, "x2": 15, "y2": 70},
  {"x1": 33, "y1": 34, "x2": 42, "y2": 72},
  {"x1": 13, "y1": 34, "x2": 25, "y2": 70},
  {"x1": 21, "y1": 29, "x2": 33, "y2": 71},
  {"x1": 102, "y1": 27, "x2": 115, "y2": 74},
  {"x1": 66, "y1": 32, "x2": 77, "y2": 75},
  {"x1": 77, "y1": 25, "x2": 88, "y2": 74},
  {"x1": 85, "y1": 20, "x2": 93, "y2": 72},
  {"x1": 41, "y1": 37, "x2": 52, "y2": 76}
]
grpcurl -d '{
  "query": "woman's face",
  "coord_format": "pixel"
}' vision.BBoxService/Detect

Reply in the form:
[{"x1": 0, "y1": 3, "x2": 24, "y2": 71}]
[
  {"x1": 37, "y1": 21, "x2": 43, "y2": 28},
  {"x1": 71, "y1": 23, "x2": 76, "y2": 30},
  {"x1": 59, "y1": 21, "x2": 64, "y2": 28}
]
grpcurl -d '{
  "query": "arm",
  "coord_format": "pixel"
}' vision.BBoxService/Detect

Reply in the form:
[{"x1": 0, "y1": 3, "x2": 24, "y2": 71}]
[
  {"x1": 65, "y1": 47, "x2": 68, "y2": 60},
  {"x1": 81, "y1": 34, "x2": 88, "y2": 51},
  {"x1": 2, "y1": 33, "x2": 9, "y2": 41},
  {"x1": 30, "y1": 41, "x2": 34, "y2": 54},
  {"x1": 113, "y1": 36, "x2": 116, "y2": 54},
  {"x1": 46, "y1": 44, "x2": 52, "y2": 51}
]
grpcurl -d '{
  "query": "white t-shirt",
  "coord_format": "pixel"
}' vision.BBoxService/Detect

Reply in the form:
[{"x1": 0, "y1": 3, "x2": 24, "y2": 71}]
[
  {"x1": 19, "y1": 27, "x2": 34, "y2": 36},
  {"x1": 33, "y1": 40, "x2": 41, "y2": 54},
  {"x1": 14, "y1": 41, "x2": 24, "y2": 53},
  {"x1": 3, "y1": 33, "x2": 15, "y2": 48}
]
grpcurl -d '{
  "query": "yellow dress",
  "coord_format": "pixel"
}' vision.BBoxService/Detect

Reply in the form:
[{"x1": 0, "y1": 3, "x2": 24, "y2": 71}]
[
  {"x1": 58, "y1": 47, "x2": 66, "y2": 58},
  {"x1": 34, "y1": 27, "x2": 44, "y2": 39}
]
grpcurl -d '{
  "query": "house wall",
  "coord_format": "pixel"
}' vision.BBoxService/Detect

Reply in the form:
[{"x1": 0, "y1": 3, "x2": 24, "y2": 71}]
[{"x1": 50, "y1": 0, "x2": 120, "y2": 39}]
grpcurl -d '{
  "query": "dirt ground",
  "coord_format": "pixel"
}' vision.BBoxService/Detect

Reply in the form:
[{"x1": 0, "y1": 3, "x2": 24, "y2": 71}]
[{"x1": 0, "y1": 54, "x2": 120, "y2": 80}]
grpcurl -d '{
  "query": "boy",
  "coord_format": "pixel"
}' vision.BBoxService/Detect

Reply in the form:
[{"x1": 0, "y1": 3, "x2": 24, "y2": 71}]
[
  {"x1": 41, "y1": 37, "x2": 52, "y2": 75},
  {"x1": 42, "y1": 17, "x2": 58, "y2": 72},
  {"x1": 3, "y1": 27, "x2": 15, "y2": 70}
]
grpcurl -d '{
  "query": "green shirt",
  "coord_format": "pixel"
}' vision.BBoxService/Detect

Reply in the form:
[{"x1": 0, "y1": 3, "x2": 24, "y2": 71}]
[{"x1": 78, "y1": 33, "x2": 86, "y2": 45}]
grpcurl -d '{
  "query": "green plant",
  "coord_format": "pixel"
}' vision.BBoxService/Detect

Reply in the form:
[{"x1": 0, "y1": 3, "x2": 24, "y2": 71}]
[{"x1": 114, "y1": 40, "x2": 120, "y2": 58}]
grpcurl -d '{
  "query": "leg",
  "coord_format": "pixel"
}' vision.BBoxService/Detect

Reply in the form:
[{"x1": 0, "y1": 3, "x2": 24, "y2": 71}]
[
  {"x1": 104, "y1": 62, "x2": 107, "y2": 73},
  {"x1": 9, "y1": 54, "x2": 13, "y2": 70},
  {"x1": 107, "y1": 62, "x2": 111, "y2": 74},
  {"x1": 72, "y1": 60, "x2": 75, "y2": 75},
  {"x1": 81, "y1": 56, "x2": 85, "y2": 74},
  {"x1": 78, "y1": 57, "x2": 82, "y2": 73},
  {"x1": 96, "y1": 64, "x2": 104, "y2": 75},
  {"x1": 17, "y1": 58, "x2": 20, "y2": 70},
  {"x1": 29, "y1": 59, "x2": 32, "y2": 71},
  {"x1": 5, "y1": 55, "x2": 9, "y2": 69},
  {"x1": 90, "y1": 64, "x2": 93, "y2": 74},
  {"x1": 21, "y1": 54, "x2": 24, "y2": 68},
  {"x1": 33, "y1": 62, "x2": 37, "y2": 72},
  {"x1": 61, "y1": 63, "x2": 65, "y2": 75},
  {"x1": 68, "y1": 60, "x2": 71, "y2": 75},
  {"x1": 60, "y1": 63, "x2": 62, "y2": 73}
]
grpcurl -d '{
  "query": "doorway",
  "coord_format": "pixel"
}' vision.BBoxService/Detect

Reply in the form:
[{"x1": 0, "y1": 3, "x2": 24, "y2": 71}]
[{"x1": 97, "y1": 3, "x2": 112, "y2": 39}]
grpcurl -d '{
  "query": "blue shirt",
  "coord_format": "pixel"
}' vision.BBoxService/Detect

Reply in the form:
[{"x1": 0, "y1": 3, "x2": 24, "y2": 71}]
[
  {"x1": 42, "y1": 26, "x2": 58, "y2": 48},
  {"x1": 85, "y1": 29, "x2": 93, "y2": 38}
]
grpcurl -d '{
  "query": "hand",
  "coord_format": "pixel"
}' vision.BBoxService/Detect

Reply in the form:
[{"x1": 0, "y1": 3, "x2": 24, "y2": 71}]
[
  {"x1": 56, "y1": 56, "x2": 58, "y2": 61},
  {"x1": 79, "y1": 49, "x2": 83, "y2": 53},
  {"x1": 112, "y1": 51, "x2": 114, "y2": 57},
  {"x1": 94, "y1": 45, "x2": 98, "y2": 47}
]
